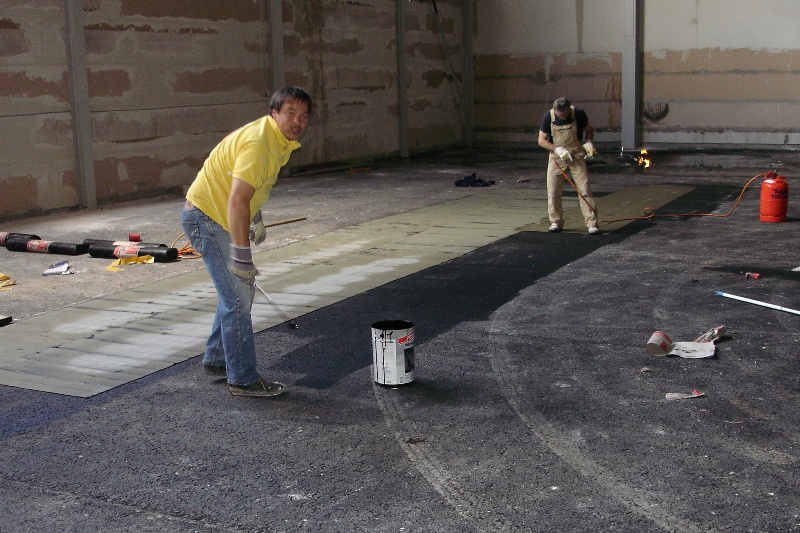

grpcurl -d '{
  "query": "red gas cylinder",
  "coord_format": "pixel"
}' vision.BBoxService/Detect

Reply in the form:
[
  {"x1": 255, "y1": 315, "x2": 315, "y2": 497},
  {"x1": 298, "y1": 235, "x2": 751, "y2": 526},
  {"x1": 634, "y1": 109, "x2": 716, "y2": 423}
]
[{"x1": 760, "y1": 171, "x2": 788, "y2": 223}]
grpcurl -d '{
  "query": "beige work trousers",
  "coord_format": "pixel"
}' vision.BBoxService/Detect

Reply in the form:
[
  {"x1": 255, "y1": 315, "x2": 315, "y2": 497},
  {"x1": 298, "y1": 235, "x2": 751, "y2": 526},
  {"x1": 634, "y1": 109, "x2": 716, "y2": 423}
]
[{"x1": 546, "y1": 156, "x2": 598, "y2": 228}]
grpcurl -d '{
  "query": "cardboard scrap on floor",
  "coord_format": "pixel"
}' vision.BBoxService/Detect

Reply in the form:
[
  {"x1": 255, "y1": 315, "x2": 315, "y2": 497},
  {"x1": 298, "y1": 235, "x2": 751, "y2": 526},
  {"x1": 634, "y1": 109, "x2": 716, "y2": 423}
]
[
  {"x1": 645, "y1": 326, "x2": 725, "y2": 359},
  {"x1": 0, "y1": 273, "x2": 14, "y2": 290},
  {"x1": 666, "y1": 389, "x2": 705, "y2": 401}
]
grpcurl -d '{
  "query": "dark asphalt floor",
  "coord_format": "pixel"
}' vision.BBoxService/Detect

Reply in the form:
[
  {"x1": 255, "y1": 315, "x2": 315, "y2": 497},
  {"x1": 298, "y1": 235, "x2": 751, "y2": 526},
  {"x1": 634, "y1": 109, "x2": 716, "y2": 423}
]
[{"x1": 1, "y1": 150, "x2": 798, "y2": 532}]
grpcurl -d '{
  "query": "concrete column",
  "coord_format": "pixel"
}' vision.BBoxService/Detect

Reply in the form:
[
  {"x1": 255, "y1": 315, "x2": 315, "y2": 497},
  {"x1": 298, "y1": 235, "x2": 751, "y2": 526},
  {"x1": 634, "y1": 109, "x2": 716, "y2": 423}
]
[
  {"x1": 621, "y1": 0, "x2": 643, "y2": 151},
  {"x1": 462, "y1": 0, "x2": 474, "y2": 147},
  {"x1": 64, "y1": 0, "x2": 96, "y2": 209},
  {"x1": 268, "y1": 0, "x2": 285, "y2": 91},
  {"x1": 396, "y1": 0, "x2": 409, "y2": 159}
]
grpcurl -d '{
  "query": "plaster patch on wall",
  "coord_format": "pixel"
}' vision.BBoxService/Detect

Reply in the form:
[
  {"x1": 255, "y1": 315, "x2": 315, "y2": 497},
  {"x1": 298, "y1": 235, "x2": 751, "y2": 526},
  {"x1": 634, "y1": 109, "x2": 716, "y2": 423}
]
[
  {"x1": 0, "y1": 27, "x2": 26, "y2": 57},
  {"x1": 36, "y1": 118, "x2": 73, "y2": 145},
  {"x1": 88, "y1": 69, "x2": 131, "y2": 98},
  {"x1": 86, "y1": 23, "x2": 216, "y2": 35},
  {"x1": 117, "y1": 161, "x2": 129, "y2": 181},
  {"x1": 422, "y1": 69, "x2": 451, "y2": 89},
  {"x1": 0, "y1": 175, "x2": 39, "y2": 215},
  {"x1": 172, "y1": 68, "x2": 264, "y2": 95},
  {"x1": 334, "y1": 67, "x2": 394, "y2": 90},
  {"x1": 94, "y1": 156, "x2": 182, "y2": 199},
  {"x1": 319, "y1": 38, "x2": 364, "y2": 55},
  {"x1": 410, "y1": 100, "x2": 434, "y2": 113},
  {"x1": 0, "y1": 71, "x2": 68, "y2": 101},
  {"x1": 120, "y1": 0, "x2": 259, "y2": 22},
  {"x1": 0, "y1": 18, "x2": 21, "y2": 30}
]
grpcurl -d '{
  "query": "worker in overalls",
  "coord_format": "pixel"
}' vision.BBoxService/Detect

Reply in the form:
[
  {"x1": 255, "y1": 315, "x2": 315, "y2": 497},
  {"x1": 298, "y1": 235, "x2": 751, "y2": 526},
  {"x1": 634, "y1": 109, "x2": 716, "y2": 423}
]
[{"x1": 537, "y1": 97, "x2": 600, "y2": 235}]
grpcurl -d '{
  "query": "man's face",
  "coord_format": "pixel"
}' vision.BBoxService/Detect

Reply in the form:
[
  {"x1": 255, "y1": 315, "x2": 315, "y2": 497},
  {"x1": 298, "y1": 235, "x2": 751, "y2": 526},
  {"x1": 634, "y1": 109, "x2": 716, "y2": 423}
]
[
  {"x1": 271, "y1": 98, "x2": 310, "y2": 141},
  {"x1": 554, "y1": 109, "x2": 570, "y2": 120}
]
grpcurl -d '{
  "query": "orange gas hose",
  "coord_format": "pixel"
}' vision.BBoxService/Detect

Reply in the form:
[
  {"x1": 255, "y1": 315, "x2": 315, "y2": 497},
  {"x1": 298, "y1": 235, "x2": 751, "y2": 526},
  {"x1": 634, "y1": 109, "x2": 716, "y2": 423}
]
[{"x1": 553, "y1": 159, "x2": 766, "y2": 226}]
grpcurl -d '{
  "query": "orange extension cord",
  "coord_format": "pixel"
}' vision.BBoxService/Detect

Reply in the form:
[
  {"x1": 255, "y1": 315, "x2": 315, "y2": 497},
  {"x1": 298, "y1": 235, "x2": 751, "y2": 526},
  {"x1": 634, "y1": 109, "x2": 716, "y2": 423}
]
[
  {"x1": 170, "y1": 233, "x2": 201, "y2": 260},
  {"x1": 553, "y1": 159, "x2": 766, "y2": 226}
]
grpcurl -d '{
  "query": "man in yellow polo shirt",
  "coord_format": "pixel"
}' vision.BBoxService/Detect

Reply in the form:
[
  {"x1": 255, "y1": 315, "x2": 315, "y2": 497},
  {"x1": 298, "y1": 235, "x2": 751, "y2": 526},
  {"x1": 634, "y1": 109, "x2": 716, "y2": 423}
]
[{"x1": 182, "y1": 87, "x2": 312, "y2": 397}]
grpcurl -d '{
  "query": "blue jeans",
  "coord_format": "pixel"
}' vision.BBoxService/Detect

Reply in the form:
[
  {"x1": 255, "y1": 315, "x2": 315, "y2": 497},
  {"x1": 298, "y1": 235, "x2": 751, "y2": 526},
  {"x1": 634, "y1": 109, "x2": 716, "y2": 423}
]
[{"x1": 181, "y1": 205, "x2": 260, "y2": 387}]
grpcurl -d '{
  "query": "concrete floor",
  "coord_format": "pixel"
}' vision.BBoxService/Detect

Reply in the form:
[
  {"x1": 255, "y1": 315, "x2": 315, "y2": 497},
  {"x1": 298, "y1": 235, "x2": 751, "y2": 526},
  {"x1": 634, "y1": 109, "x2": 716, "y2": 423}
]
[{"x1": 0, "y1": 148, "x2": 798, "y2": 532}]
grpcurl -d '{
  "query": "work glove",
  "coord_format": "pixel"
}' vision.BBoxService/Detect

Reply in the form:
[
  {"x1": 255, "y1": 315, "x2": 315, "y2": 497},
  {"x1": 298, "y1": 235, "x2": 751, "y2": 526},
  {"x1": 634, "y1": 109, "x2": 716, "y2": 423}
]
[
  {"x1": 229, "y1": 245, "x2": 259, "y2": 284},
  {"x1": 249, "y1": 210, "x2": 266, "y2": 245},
  {"x1": 554, "y1": 146, "x2": 573, "y2": 163},
  {"x1": 583, "y1": 142, "x2": 597, "y2": 159}
]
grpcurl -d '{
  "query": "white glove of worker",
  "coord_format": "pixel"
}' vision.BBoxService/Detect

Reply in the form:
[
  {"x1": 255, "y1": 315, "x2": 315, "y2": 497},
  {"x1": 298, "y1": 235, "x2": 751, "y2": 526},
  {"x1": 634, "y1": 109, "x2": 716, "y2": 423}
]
[
  {"x1": 249, "y1": 210, "x2": 266, "y2": 245},
  {"x1": 230, "y1": 245, "x2": 259, "y2": 284},
  {"x1": 583, "y1": 142, "x2": 597, "y2": 159},
  {"x1": 554, "y1": 146, "x2": 573, "y2": 163}
]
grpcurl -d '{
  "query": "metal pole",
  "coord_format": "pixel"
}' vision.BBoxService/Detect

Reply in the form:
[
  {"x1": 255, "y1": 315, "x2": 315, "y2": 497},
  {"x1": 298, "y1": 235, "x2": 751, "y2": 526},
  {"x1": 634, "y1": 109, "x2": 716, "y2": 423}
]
[
  {"x1": 64, "y1": 0, "x2": 96, "y2": 209},
  {"x1": 621, "y1": 0, "x2": 643, "y2": 151}
]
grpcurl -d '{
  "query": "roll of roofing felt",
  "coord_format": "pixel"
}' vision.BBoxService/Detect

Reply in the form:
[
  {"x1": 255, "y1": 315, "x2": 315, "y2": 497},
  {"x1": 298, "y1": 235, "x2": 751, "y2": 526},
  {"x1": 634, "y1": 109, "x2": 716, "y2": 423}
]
[
  {"x1": 5, "y1": 239, "x2": 88, "y2": 255},
  {"x1": 1, "y1": 232, "x2": 41, "y2": 247},
  {"x1": 87, "y1": 243, "x2": 178, "y2": 263},
  {"x1": 82, "y1": 238, "x2": 167, "y2": 248}
]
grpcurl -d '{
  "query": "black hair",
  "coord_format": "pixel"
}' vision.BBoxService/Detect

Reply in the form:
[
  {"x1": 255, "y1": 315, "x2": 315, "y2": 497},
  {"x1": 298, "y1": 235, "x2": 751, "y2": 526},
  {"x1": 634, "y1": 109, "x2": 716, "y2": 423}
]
[
  {"x1": 269, "y1": 87, "x2": 313, "y2": 116},
  {"x1": 553, "y1": 97, "x2": 571, "y2": 112}
]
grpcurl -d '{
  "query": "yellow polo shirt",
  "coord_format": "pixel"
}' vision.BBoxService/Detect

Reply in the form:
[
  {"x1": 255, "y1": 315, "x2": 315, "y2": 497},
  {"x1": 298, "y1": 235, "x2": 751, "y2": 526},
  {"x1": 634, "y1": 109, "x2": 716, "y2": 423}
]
[{"x1": 186, "y1": 115, "x2": 301, "y2": 231}]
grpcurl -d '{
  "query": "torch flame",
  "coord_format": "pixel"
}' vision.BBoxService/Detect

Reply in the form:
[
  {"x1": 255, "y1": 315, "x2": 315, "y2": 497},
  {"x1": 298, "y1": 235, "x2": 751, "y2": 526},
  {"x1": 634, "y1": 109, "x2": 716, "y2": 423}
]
[{"x1": 637, "y1": 149, "x2": 651, "y2": 170}]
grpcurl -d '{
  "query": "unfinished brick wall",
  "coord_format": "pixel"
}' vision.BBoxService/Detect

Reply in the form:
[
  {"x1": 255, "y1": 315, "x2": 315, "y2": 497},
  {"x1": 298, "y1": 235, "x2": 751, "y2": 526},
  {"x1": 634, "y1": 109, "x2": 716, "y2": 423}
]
[
  {"x1": 474, "y1": 0, "x2": 800, "y2": 148},
  {"x1": 0, "y1": 0, "x2": 466, "y2": 220}
]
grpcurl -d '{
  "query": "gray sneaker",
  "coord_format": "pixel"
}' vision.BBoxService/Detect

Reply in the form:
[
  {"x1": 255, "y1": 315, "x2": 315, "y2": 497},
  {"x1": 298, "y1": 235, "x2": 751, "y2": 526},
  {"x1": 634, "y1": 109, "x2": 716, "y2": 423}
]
[
  {"x1": 548, "y1": 223, "x2": 562, "y2": 233},
  {"x1": 588, "y1": 226, "x2": 601, "y2": 235},
  {"x1": 228, "y1": 378, "x2": 285, "y2": 397}
]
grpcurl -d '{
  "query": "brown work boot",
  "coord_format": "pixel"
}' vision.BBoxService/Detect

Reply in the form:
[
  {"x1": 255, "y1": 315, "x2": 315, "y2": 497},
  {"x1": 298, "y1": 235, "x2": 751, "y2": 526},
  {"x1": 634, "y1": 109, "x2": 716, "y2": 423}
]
[{"x1": 228, "y1": 378, "x2": 285, "y2": 397}]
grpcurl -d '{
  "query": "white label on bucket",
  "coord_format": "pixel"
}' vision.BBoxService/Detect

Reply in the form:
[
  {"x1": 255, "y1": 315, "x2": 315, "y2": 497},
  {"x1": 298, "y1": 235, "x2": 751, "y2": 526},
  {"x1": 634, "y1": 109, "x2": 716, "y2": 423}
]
[{"x1": 372, "y1": 324, "x2": 415, "y2": 386}]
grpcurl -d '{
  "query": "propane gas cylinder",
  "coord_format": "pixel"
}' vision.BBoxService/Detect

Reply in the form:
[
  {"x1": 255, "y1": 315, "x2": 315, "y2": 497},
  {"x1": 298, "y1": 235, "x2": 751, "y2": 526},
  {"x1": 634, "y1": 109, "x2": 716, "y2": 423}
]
[{"x1": 760, "y1": 171, "x2": 788, "y2": 223}]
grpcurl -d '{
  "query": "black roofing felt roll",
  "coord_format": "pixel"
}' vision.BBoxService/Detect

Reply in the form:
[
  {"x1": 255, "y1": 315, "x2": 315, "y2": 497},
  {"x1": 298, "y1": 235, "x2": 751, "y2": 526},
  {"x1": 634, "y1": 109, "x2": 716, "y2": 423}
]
[
  {"x1": 5, "y1": 239, "x2": 88, "y2": 255},
  {"x1": 82, "y1": 238, "x2": 167, "y2": 248},
  {"x1": 0, "y1": 232, "x2": 41, "y2": 246},
  {"x1": 87, "y1": 243, "x2": 178, "y2": 263}
]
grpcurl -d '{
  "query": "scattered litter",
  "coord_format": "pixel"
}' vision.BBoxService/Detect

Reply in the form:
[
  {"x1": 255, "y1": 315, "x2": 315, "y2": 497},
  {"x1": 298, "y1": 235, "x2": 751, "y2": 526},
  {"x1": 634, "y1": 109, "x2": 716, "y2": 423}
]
[
  {"x1": 693, "y1": 325, "x2": 726, "y2": 343},
  {"x1": 455, "y1": 173, "x2": 494, "y2": 187},
  {"x1": 516, "y1": 178, "x2": 530, "y2": 183},
  {"x1": 744, "y1": 272, "x2": 760, "y2": 279},
  {"x1": 128, "y1": 233, "x2": 141, "y2": 242},
  {"x1": 106, "y1": 255, "x2": 155, "y2": 272},
  {"x1": 640, "y1": 366, "x2": 652, "y2": 373},
  {"x1": 0, "y1": 273, "x2": 15, "y2": 290},
  {"x1": 716, "y1": 291, "x2": 800, "y2": 316},
  {"x1": 42, "y1": 260, "x2": 75, "y2": 276},
  {"x1": 666, "y1": 389, "x2": 705, "y2": 401},
  {"x1": 645, "y1": 326, "x2": 724, "y2": 358}
]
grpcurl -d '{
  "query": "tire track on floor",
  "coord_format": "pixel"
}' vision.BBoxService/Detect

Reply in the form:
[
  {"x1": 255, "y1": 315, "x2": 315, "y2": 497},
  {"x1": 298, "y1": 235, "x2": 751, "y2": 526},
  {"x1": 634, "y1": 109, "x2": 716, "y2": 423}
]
[
  {"x1": 373, "y1": 383, "x2": 513, "y2": 533},
  {"x1": 486, "y1": 299, "x2": 706, "y2": 533}
]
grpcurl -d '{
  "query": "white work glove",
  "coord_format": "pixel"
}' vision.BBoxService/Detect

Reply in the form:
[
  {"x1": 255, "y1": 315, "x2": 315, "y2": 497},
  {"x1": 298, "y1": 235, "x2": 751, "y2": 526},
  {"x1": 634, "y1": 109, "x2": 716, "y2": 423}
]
[
  {"x1": 554, "y1": 146, "x2": 573, "y2": 163},
  {"x1": 249, "y1": 210, "x2": 266, "y2": 245},
  {"x1": 229, "y1": 245, "x2": 259, "y2": 284},
  {"x1": 583, "y1": 142, "x2": 597, "y2": 159}
]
